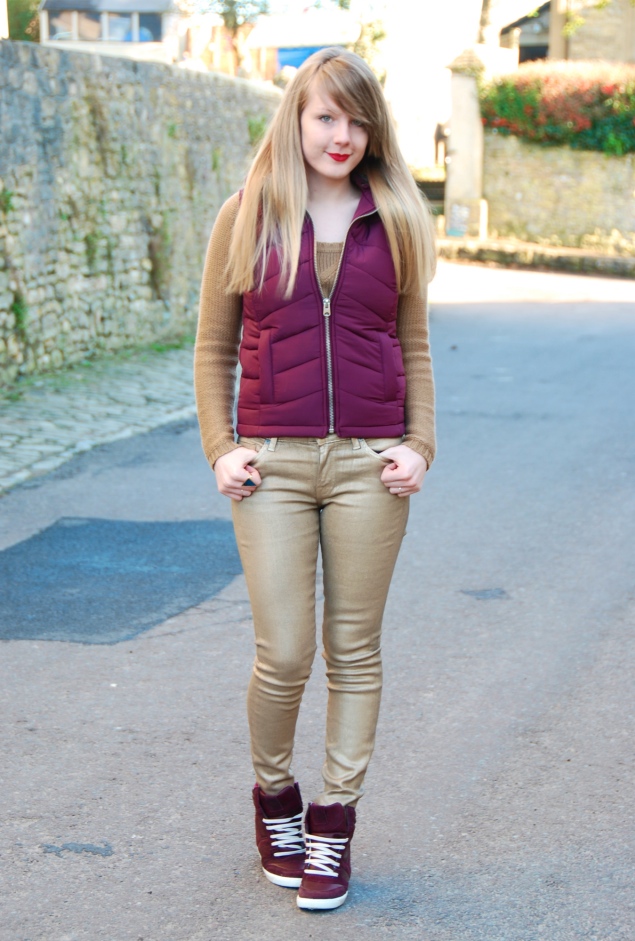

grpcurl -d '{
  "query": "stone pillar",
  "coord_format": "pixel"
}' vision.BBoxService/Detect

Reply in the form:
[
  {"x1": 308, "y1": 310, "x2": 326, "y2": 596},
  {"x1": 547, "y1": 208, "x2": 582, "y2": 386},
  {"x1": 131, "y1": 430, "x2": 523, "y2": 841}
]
[
  {"x1": 445, "y1": 51, "x2": 488, "y2": 239},
  {"x1": 500, "y1": 27, "x2": 521, "y2": 52}
]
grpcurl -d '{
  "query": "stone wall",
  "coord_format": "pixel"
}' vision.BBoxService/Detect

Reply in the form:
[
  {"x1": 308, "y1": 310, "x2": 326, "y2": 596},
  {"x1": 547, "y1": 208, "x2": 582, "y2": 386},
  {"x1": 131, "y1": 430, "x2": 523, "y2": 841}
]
[
  {"x1": 0, "y1": 41, "x2": 280, "y2": 387},
  {"x1": 548, "y1": 0, "x2": 635, "y2": 64},
  {"x1": 569, "y1": 0, "x2": 635, "y2": 63},
  {"x1": 483, "y1": 132, "x2": 635, "y2": 252}
]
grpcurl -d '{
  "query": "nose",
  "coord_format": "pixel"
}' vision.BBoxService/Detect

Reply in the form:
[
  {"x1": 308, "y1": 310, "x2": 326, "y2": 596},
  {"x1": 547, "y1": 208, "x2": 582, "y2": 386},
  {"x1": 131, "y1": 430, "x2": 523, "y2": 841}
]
[{"x1": 332, "y1": 118, "x2": 351, "y2": 145}]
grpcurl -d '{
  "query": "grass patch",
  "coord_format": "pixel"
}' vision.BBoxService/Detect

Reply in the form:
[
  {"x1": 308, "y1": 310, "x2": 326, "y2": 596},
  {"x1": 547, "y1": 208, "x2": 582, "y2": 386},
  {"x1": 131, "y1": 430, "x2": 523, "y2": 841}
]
[
  {"x1": 0, "y1": 336, "x2": 196, "y2": 401},
  {"x1": 247, "y1": 114, "x2": 267, "y2": 148},
  {"x1": 0, "y1": 190, "x2": 15, "y2": 214},
  {"x1": 148, "y1": 216, "x2": 172, "y2": 300},
  {"x1": 85, "y1": 232, "x2": 99, "y2": 272},
  {"x1": 105, "y1": 237, "x2": 115, "y2": 280},
  {"x1": 149, "y1": 335, "x2": 195, "y2": 353},
  {"x1": 11, "y1": 291, "x2": 28, "y2": 339}
]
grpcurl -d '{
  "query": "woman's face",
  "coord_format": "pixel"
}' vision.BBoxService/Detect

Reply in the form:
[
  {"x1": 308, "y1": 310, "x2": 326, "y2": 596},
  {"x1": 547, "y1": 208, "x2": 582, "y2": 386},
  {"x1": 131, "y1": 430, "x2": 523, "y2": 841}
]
[{"x1": 300, "y1": 84, "x2": 369, "y2": 186}]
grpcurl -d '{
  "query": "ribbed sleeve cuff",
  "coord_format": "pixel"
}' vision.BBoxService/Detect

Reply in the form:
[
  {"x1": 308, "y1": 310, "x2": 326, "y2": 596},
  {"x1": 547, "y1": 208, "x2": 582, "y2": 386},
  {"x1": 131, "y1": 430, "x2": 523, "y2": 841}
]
[
  {"x1": 402, "y1": 435, "x2": 435, "y2": 469},
  {"x1": 206, "y1": 438, "x2": 241, "y2": 470}
]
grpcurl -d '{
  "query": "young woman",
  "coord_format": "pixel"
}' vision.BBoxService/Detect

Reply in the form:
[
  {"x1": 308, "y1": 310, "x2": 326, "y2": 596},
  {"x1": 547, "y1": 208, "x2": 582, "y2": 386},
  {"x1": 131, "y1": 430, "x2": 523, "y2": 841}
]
[{"x1": 194, "y1": 47, "x2": 436, "y2": 911}]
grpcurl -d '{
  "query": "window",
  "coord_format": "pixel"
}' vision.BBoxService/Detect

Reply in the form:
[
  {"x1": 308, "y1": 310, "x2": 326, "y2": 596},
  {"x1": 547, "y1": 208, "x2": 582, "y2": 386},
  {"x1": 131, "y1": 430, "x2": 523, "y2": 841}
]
[
  {"x1": 519, "y1": 45, "x2": 548, "y2": 63},
  {"x1": 49, "y1": 10, "x2": 73, "y2": 39},
  {"x1": 139, "y1": 13, "x2": 162, "y2": 41},
  {"x1": 108, "y1": 13, "x2": 133, "y2": 41},
  {"x1": 77, "y1": 11, "x2": 101, "y2": 40}
]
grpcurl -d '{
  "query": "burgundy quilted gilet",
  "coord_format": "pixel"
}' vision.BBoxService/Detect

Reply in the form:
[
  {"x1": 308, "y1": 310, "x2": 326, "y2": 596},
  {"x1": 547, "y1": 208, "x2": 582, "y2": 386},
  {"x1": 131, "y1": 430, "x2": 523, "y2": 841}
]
[{"x1": 236, "y1": 185, "x2": 406, "y2": 438}]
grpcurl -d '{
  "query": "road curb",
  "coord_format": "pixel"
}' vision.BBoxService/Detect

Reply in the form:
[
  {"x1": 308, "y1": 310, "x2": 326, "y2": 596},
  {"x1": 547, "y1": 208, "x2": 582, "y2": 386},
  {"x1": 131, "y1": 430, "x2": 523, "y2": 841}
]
[
  {"x1": 0, "y1": 405, "x2": 197, "y2": 496},
  {"x1": 438, "y1": 238, "x2": 635, "y2": 279}
]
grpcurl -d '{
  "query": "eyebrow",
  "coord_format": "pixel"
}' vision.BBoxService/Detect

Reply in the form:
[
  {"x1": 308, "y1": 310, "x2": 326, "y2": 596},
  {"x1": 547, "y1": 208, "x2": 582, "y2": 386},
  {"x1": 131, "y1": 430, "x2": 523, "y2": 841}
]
[{"x1": 313, "y1": 102, "x2": 345, "y2": 117}]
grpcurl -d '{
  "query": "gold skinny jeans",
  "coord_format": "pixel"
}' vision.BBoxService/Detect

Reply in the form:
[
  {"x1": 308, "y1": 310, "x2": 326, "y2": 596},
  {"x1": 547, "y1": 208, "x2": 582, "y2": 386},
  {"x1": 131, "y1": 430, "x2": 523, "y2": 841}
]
[{"x1": 232, "y1": 434, "x2": 408, "y2": 807}]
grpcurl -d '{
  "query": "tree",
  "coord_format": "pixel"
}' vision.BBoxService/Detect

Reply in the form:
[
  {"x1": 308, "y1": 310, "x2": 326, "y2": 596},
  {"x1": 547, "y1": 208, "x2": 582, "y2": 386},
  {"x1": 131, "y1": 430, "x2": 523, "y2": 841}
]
[
  {"x1": 8, "y1": 0, "x2": 39, "y2": 41},
  {"x1": 209, "y1": 0, "x2": 268, "y2": 32},
  {"x1": 477, "y1": 0, "x2": 491, "y2": 44},
  {"x1": 350, "y1": 19, "x2": 386, "y2": 85},
  {"x1": 324, "y1": 0, "x2": 387, "y2": 84},
  {"x1": 178, "y1": 0, "x2": 268, "y2": 72},
  {"x1": 311, "y1": 0, "x2": 351, "y2": 7},
  {"x1": 203, "y1": 0, "x2": 268, "y2": 73}
]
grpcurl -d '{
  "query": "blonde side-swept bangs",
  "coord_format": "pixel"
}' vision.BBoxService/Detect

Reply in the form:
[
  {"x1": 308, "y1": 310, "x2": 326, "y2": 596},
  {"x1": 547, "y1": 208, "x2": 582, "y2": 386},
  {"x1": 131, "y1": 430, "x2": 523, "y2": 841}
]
[{"x1": 226, "y1": 47, "x2": 436, "y2": 299}]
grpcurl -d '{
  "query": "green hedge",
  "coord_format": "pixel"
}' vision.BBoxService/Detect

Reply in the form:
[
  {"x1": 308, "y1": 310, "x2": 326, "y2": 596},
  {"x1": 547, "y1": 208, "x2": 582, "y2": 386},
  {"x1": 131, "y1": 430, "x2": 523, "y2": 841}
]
[{"x1": 480, "y1": 61, "x2": 635, "y2": 155}]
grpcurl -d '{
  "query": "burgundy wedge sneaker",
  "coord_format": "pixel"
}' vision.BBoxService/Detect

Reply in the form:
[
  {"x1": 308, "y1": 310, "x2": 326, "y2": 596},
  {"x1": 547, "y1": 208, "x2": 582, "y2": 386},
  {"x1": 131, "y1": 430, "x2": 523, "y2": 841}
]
[
  {"x1": 253, "y1": 783, "x2": 306, "y2": 888},
  {"x1": 297, "y1": 802, "x2": 356, "y2": 910}
]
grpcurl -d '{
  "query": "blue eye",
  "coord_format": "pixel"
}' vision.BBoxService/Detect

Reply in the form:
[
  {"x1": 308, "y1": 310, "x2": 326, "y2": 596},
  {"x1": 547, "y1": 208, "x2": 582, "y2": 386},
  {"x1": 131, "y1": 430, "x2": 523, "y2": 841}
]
[
  {"x1": 351, "y1": 119, "x2": 364, "y2": 128},
  {"x1": 320, "y1": 115, "x2": 333, "y2": 123}
]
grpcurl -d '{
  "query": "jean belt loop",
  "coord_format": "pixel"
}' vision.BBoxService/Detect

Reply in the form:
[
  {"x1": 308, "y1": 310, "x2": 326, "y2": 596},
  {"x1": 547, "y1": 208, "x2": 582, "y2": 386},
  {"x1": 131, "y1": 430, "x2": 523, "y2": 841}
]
[
  {"x1": 267, "y1": 437, "x2": 278, "y2": 452},
  {"x1": 351, "y1": 437, "x2": 361, "y2": 450}
]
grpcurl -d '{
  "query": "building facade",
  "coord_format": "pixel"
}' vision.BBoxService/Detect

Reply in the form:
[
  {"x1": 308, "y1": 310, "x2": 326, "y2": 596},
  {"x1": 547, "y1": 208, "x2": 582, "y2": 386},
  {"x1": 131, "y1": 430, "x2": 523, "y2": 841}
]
[
  {"x1": 498, "y1": 0, "x2": 635, "y2": 64},
  {"x1": 38, "y1": 0, "x2": 219, "y2": 66}
]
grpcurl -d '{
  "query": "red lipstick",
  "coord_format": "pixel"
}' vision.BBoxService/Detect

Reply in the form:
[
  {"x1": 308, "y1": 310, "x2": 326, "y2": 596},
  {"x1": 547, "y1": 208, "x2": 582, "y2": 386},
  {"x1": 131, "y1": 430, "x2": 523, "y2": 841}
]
[{"x1": 327, "y1": 153, "x2": 350, "y2": 162}]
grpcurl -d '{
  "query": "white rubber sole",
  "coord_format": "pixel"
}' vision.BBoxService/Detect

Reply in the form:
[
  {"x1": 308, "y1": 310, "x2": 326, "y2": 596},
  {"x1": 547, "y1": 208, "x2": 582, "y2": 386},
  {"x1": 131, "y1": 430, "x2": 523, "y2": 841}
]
[
  {"x1": 263, "y1": 867, "x2": 302, "y2": 889},
  {"x1": 297, "y1": 891, "x2": 348, "y2": 910}
]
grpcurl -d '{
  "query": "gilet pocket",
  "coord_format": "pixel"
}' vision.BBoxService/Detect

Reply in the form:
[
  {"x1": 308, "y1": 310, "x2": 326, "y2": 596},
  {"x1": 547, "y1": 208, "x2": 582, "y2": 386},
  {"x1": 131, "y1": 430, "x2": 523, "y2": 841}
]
[
  {"x1": 379, "y1": 333, "x2": 399, "y2": 401},
  {"x1": 258, "y1": 331, "x2": 274, "y2": 404}
]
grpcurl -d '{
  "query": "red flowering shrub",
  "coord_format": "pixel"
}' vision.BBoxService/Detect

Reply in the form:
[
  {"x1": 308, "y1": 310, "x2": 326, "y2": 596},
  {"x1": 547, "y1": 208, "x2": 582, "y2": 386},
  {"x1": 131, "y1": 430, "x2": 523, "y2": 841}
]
[{"x1": 480, "y1": 61, "x2": 635, "y2": 155}]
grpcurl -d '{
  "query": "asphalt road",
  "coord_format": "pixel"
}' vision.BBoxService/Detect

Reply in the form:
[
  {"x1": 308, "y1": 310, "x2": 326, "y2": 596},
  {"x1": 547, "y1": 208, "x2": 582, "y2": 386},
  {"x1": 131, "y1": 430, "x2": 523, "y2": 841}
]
[{"x1": 1, "y1": 263, "x2": 633, "y2": 940}]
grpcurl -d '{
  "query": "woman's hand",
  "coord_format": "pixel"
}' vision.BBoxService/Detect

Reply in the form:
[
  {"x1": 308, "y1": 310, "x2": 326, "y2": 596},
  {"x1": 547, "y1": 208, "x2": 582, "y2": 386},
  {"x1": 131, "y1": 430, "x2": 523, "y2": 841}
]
[
  {"x1": 379, "y1": 444, "x2": 428, "y2": 498},
  {"x1": 214, "y1": 447, "x2": 263, "y2": 501}
]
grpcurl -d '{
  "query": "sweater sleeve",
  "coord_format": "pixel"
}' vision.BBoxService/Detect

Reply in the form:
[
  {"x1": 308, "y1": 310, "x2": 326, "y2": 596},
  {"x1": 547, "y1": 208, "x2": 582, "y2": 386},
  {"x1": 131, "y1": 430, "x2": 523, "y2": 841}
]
[
  {"x1": 194, "y1": 193, "x2": 243, "y2": 469},
  {"x1": 397, "y1": 284, "x2": 437, "y2": 468}
]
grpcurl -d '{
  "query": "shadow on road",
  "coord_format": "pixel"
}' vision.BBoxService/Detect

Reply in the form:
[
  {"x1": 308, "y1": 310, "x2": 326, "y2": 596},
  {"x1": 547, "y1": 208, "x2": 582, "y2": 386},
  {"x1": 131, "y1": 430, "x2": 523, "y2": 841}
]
[{"x1": 0, "y1": 517, "x2": 241, "y2": 643}]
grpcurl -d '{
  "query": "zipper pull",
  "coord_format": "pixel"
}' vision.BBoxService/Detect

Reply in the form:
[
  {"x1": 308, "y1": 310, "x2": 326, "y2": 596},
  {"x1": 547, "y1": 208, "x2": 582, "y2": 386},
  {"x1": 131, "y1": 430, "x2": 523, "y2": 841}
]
[{"x1": 323, "y1": 297, "x2": 331, "y2": 317}]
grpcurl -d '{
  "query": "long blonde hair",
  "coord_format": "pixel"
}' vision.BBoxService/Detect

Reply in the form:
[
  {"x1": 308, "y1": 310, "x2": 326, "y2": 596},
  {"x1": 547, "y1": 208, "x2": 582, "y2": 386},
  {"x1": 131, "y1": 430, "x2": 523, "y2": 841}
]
[{"x1": 227, "y1": 47, "x2": 436, "y2": 298}]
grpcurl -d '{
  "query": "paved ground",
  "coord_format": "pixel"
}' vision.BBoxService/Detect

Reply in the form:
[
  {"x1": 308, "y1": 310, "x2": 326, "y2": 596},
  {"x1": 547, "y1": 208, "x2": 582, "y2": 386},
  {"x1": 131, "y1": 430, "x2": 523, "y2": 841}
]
[
  {"x1": 0, "y1": 262, "x2": 634, "y2": 940},
  {"x1": 0, "y1": 346, "x2": 196, "y2": 495}
]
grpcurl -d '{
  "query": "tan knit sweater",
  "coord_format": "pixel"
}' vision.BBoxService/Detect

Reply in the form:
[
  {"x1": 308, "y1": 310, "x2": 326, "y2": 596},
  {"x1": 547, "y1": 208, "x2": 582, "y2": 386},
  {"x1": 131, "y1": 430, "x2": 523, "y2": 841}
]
[{"x1": 194, "y1": 193, "x2": 436, "y2": 468}]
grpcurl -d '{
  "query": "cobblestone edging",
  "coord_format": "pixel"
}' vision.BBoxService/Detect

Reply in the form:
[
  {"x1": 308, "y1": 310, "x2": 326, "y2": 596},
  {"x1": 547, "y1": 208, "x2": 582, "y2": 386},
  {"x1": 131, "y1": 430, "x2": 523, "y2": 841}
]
[
  {"x1": 0, "y1": 346, "x2": 196, "y2": 494},
  {"x1": 438, "y1": 238, "x2": 635, "y2": 279}
]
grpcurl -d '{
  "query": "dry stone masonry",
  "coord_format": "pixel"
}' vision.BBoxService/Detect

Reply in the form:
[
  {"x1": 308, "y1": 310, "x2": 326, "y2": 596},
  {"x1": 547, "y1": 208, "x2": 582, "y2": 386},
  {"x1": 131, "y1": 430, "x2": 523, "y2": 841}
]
[
  {"x1": 484, "y1": 132, "x2": 635, "y2": 254},
  {"x1": 0, "y1": 41, "x2": 280, "y2": 387}
]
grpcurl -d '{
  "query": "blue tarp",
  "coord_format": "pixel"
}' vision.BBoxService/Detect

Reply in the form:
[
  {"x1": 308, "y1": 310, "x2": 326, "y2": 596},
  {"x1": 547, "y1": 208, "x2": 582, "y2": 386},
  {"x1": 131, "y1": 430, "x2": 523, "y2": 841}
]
[{"x1": 277, "y1": 46, "x2": 324, "y2": 70}]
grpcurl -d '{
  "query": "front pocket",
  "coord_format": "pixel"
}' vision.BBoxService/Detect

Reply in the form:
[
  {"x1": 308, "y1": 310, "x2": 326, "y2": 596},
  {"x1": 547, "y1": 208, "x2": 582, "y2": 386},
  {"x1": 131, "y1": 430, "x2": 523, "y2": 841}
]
[
  {"x1": 237, "y1": 436, "x2": 269, "y2": 463},
  {"x1": 359, "y1": 437, "x2": 402, "y2": 462}
]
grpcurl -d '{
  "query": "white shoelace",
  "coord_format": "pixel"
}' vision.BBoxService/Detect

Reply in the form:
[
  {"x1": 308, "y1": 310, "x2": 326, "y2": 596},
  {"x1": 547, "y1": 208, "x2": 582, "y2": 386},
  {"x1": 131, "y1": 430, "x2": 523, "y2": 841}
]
[
  {"x1": 263, "y1": 810, "x2": 305, "y2": 857},
  {"x1": 303, "y1": 832, "x2": 349, "y2": 877}
]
